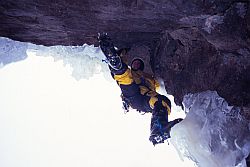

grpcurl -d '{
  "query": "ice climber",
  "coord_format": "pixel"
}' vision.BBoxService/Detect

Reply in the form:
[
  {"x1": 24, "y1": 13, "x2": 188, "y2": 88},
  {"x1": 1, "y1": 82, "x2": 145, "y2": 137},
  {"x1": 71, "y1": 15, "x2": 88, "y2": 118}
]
[{"x1": 98, "y1": 33, "x2": 183, "y2": 145}]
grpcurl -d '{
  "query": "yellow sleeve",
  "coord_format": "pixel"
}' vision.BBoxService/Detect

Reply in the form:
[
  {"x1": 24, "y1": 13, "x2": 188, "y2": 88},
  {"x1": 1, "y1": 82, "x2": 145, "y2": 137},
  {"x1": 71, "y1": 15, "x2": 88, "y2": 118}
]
[
  {"x1": 141, "y1": 71, "x2": 160, "y2": 92},
  {"x1": 154, "y1": 79, "x2": 160, "y2": 92}
]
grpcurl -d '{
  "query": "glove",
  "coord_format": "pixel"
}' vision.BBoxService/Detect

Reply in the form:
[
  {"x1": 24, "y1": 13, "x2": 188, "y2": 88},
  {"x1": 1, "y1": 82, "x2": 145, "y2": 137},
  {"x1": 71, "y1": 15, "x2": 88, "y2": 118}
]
[{"x1": 98, "y1": 32, "x2": 117, "y2": 57}]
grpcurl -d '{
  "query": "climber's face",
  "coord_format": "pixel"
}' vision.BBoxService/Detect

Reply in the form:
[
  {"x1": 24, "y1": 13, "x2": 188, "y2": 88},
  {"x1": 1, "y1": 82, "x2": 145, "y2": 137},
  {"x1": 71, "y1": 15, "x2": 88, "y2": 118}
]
[{"x1": 131, "y1": 59, "x2": 142, "y2": 71}]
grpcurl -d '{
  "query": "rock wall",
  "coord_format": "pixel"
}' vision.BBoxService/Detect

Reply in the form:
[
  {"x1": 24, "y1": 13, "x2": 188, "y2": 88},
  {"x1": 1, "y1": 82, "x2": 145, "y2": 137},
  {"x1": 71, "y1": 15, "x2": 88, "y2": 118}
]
[{"x1": 0, "y1": 0, "x2": 249, "y2": 115}]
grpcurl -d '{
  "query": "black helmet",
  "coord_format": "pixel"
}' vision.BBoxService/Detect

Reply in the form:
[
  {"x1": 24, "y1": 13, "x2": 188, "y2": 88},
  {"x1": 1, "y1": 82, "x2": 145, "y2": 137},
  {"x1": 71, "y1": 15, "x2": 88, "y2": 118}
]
[{"x1": 131, "y1": 58, "x2": 144, "y2": 71}]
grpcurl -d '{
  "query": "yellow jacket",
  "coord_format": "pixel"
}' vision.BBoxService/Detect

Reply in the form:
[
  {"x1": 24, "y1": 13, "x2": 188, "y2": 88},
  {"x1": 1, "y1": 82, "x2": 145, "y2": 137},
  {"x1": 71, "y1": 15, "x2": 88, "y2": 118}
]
[
  {"x1": 114, "y1": 60, "x2": 170, "y2": 114},
  {"x1": 131, "y1": 69, "x2": 160, "y2": 96},
  {"x1": 119, "y1": 50, "x2": 160, "y2": 96}
]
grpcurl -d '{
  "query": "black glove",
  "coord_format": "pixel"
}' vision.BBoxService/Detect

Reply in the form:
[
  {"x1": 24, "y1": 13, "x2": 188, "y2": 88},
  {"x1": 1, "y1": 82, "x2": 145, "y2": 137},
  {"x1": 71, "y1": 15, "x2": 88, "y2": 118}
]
[
  {"x1": 98, "y1": 32, "x2": 110, "y2": 42},
  {"x1": 98, "y1": 33, "x2": 117, "y2": 57}
]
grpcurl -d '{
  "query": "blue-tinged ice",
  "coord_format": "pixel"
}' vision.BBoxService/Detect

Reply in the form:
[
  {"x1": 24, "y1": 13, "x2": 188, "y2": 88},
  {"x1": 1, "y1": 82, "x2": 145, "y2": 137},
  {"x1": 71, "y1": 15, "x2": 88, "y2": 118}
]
[
  {"x1": 0, "y1": 37, "x2": 28, "y2": 67},
  {"x1": 171, "y1": 91, "x2": 250, "y2": 167},
  {"x1": 27, "y1": 43, "x2": 109, "y2": 80},
  {"x1": 0, "y1": 37, "x2": 110, "y2": 80}
]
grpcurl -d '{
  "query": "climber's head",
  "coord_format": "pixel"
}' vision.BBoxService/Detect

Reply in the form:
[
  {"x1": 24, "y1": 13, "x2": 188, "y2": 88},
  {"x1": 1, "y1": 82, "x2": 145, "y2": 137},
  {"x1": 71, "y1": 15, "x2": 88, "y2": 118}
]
[{"x1": 131, "y1": 58, "x2": 144, "y2": 71}]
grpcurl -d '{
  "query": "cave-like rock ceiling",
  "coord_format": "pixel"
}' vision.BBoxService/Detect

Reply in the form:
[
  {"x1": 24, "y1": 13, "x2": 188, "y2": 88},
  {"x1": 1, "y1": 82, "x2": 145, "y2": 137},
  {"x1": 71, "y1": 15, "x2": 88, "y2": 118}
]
[{"x1": 0, "y1": 0, "x2": 250, "y2": 117}]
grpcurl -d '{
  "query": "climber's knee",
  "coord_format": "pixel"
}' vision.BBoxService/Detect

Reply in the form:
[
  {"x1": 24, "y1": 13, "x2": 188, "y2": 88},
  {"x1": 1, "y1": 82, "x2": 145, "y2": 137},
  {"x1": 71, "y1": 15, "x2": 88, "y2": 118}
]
[
  {"x1": 149, "y1": 96, "x2": 158, "y2": 109},
  {"x1": 149, "y1": 95, "x2": 171, "y2": 115}
]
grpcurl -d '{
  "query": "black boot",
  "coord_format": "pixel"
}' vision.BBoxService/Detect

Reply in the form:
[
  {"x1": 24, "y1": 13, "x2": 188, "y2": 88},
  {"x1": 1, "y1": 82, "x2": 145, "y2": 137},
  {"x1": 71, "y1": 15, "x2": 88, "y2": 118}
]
[
  {"x1": 164, "y1": 118, "x2": 183, "y2": 132},
  {"x1": 98, "y1": 33, "x2": 123, "y2": 70},
  {"x1": 149, "y1": 107, "x2": 169, "y2": 145},
  {"x1": 149, "y1": 107, "x2": 183, "y2": 145}
]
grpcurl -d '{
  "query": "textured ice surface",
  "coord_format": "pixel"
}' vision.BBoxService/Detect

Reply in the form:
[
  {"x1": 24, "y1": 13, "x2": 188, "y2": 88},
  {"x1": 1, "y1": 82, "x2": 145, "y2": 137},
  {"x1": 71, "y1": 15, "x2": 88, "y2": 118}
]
[
  {"x1": 0, "y1": 37, "x2": 110, "y2": 80},
  {"x1": 28, "y1": 44, "x2": 110, "y2": 80},
  {"x1": 0, "y1": 37, "x2": 28, "y2": 67},
  {"x1": 171, "y1": 91, "x2": 250, "y2": 167}
]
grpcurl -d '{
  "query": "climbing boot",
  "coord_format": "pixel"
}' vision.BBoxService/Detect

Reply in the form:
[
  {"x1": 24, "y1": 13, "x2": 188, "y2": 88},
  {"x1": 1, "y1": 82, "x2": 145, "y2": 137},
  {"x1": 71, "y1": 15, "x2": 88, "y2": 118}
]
[
  {"x1": 149, "y1": 108, "x2": 169, "y2": 145},
  {"x1": 149, "y1": 118, "x2": 183, "y2": 145},
  {"x1": 149, "y1": 107, "x2": 183, "y2": 145},
  {"x1": 164, "y1": 118, "x2": 183, "y2": 132},
  {"x1": 98, "y1": 33, "x2": 122, "y2": 70}
]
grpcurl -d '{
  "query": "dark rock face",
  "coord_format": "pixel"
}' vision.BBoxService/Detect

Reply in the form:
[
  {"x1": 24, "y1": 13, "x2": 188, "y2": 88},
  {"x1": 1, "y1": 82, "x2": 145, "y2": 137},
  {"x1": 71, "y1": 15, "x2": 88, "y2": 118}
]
[
  {"x1": 154, "y1": 27, "x2": 250, "y2": 108},
  {"x1": 153, "y1": 2, "x2": 250, "y2": 109},
  {"x1": 0, "y1": 0, "x2": 249, "y2": 112}
]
